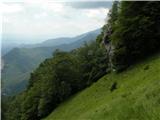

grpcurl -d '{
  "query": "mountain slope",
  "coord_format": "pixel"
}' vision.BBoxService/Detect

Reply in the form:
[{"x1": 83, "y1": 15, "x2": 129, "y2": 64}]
[
  {"x1": 2, "y1": 47, "x2": 53, "y2": 95},
  {"x1": 2, "y1": 29, "x2": 100, "y2": 95},
  {"x1": 45, "y1": 53, "x2": 160, "y2": 120}
]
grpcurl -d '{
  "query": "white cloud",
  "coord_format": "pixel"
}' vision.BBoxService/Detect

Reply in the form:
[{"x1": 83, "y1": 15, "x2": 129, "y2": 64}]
[
  {"x1": 42, "y1": 3, "x2": 64, "y2": 13},
  {"x1": 34, "y1": 12, "x2": 48, "y2": 19},
  {"x1": 0, "y1": 3, "x2": 24, "y2": 14},
  {"x1": 3, "y1": 16, "x2": 10, "y2": 23},
  {"x1": 2, "y1": 1, "x2": 110, "y2": 43},
  {"x1": 85, "y1": 8, "x2": 109, "y2": 18}
]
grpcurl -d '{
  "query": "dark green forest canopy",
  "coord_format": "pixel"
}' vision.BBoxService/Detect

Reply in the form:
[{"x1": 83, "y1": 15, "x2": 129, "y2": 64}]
[{"x1": 110, "y1": 1, "x2": 160, "y2": 71}]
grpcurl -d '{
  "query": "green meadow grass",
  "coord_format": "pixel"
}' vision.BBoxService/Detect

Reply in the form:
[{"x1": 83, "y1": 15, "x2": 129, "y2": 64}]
[{"x1": 45, "y1": 54, "x2": 160, "y2": 120}]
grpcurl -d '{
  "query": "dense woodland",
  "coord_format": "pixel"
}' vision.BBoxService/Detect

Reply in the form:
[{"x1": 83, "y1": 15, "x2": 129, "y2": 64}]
[{"x1": 2, "y1": 1, "x2": 160, "y2": 120}]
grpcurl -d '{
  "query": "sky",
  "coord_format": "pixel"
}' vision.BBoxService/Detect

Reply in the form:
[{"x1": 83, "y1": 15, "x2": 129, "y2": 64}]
[{"x1": 1, "y1": 0, "x2": 112, "y2": 44}]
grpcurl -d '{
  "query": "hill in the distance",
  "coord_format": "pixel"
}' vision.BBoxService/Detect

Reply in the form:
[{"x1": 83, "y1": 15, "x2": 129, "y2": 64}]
[
  {"x1": 18, "y1": 29, "x2": 101, "y2": 48},
  {"x1": 2, "y1": 29, "x2": 101, "y2": 95},
  {"x1": 45, "y1": 53, "x2": 160, "y2": 120}
]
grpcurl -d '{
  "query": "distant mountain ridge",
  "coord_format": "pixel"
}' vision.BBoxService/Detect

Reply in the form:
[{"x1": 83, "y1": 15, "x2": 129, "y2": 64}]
[
  {"x1": 19, "y1": 29, "x2": 101, "y2": 48},
  {"x1": 2, "y1": 28, "x2": 101, "y2": 95},
  {"x1": 2, "y1": 29, "x2": 100, "y2": 55}
]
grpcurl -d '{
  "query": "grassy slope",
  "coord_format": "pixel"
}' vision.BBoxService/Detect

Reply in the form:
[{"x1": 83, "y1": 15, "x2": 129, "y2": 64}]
[{"x1": 45, "y1": 54, "x2": 160, "y2": 120}]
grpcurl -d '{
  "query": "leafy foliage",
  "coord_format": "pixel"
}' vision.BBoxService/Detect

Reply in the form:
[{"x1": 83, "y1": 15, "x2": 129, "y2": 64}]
[
  {"x1": 5, "y1": 41, "x2": 108, "y2": 120},
  {"x1": 110, "y1": 1, "x2": 160, "y2": 71}
]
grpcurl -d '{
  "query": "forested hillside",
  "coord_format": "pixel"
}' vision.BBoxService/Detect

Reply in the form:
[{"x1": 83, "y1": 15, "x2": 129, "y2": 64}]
[
  {"x1": 4, "y1": 40, "x2": 108, "y2": 120},
  {"x1": 2, "y1": 29, "x2": 100, "y2": 95},
  {"x1": 3, "y1": 1, "x2": 160, "y2": 120}
]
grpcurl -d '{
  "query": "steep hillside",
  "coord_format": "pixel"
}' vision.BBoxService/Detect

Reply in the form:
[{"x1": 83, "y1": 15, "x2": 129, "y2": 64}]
[
  {"x1": 2, "y1": 29, "x2": 100, "y2": 95},
  {"x1": 45, "y1": 53, "x2": 160, "y2": 120}
]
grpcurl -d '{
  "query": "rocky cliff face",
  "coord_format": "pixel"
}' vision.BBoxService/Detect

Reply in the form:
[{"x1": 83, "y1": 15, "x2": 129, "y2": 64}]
[{"x1": 103, "y1": 30, "x2": 115, "y2": 72}]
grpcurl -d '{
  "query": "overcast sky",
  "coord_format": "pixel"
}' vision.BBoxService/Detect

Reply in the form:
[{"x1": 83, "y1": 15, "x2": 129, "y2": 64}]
[{"x1": 1, "y1": 0, "x2": 112, "y2": 44}]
